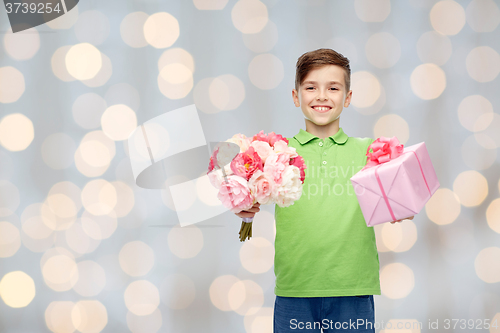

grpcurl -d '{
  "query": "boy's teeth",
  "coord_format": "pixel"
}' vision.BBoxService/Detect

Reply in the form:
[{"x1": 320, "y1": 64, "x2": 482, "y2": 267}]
[{"x1": 313, "y1": 107, "x2": 330, "y2": 111}]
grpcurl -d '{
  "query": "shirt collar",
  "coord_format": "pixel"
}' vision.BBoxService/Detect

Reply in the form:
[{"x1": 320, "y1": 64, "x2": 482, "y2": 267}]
[{"x1": 294, "y1": 127, "x2": 349, "y2": 145}]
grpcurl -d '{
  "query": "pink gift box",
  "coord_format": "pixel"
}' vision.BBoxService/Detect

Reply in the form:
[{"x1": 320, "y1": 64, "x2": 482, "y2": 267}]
[{"x1": 350, "y1": 142, "x2": 440, "y2": 227}]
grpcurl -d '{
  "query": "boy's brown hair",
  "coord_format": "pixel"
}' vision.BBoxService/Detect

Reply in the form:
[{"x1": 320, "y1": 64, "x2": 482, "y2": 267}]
[{"x1": 295, "y1": 48, "x2": 351, "y2": 94}]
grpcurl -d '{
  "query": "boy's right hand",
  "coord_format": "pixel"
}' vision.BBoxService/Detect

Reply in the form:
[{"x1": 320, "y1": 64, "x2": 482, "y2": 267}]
[{"x1": 235, "y1": 203, "x2": 261, "y2": 219}]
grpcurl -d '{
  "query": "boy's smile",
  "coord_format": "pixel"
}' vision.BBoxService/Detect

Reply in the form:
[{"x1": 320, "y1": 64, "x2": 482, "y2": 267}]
[{"x1": 292, "y1": 65, "x2": 352, "y2": 139}]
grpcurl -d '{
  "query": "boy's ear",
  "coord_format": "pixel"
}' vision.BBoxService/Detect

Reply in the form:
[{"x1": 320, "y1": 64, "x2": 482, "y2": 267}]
[
  {"x1": 292, "y1": 89, "x2": 300, "y2": 107},
  {"x1": 344, "y1": 90, "x2": 352, "y2": 108}
]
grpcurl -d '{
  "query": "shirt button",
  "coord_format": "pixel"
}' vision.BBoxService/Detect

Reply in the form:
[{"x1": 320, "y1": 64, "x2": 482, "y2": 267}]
[
  {"x1": 323, "y1": 161, "x2": 327, "y2": 165},
  {"x1": 319, "y1": 142, "x2": 323, "y2": 146}
]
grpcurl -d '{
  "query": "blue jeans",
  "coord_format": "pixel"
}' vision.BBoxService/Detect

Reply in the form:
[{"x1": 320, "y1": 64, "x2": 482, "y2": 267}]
[{"x1": 273, "y1": 295, "x2": 375, "y2": 332}]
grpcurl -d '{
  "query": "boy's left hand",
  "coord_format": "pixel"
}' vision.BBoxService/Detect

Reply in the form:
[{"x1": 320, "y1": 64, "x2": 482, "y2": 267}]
[{"x1": 390, "y1": 215, "x2": 414, "y2": 224}]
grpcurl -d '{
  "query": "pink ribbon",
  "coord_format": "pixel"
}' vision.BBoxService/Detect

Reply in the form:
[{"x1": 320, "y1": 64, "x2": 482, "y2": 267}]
[
  {"x1": 362, "y1": 136, "x2": 404, "y2": 171},
  {"x1": 373, "y1": 150, "x2": 432, "y2": 222}
]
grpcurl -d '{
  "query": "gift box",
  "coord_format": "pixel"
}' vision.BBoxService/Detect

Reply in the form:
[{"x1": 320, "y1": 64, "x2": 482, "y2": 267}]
[{"x1": 350, "y1": 141, "x2": 440, "y2": 227}]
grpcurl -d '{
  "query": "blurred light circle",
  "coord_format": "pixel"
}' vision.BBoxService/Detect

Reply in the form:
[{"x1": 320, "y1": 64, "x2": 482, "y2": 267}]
[
  {"x1": 228, "y1": 279, "x2": 264, "y2": 316},
  {"x1": 105, "y1": 83, "x2": 141, "y2": 112},
  {"x1": 159, "y1": 63, "x2": 192, "y2": 84},
  {"x1": 72, "y1": 93, "x2": 107, "y2": 130},
  {"x1": 82, "y1": 179, "x2": 117, "y2": 216},
  {"x1": 45, "y1": 4, "x2": 79, "y2": 29},
  {"x1": 381, "y1": 220, "x2": 418, "y2": 252},
  {"x1": 248, "y1": 54, "x2": 284, "y2": 90},
  {"x1": 425, "y1": 188, "x2": 461, "y2": 225},
  {"x1": 160, "y1": 274, "x2": 196, "y2": 309},
  {"x1": 119, "y1": 241, "x2": 155, "y2": 277},
  {"x1": 0, "y1": 67, "x2": 25, "y2": 103},
  {"x1": 65, "y1": 221, "x2": 101, "y2": 254},
  {"x1": 242, "y1": 20, "x2": 278, "y2": 53},
  {"x1": 461, "y1": 135, "x2": 496, "y2": 170},
  {"x1": 158, "y1": 48, "x2": 195, "y2": 73},
  {"x1": 365, "y1": 32, "x2": 401, "y2": 68},
  {"x1": 196, "y1": 175, "x2": 220, "y2": 207},
  {"x1": 430, "y1": 1, "x2": 466, "y2": 35},
  {"x1": 42, "y1": 254, "x2": 79, "y2": 291},
  {"x1": 101, "y1": 104, "x2": 137, "y2": 141},
  {"x1": 350, "y1": 71, "x2": 381, "y2": 108},
  {"x1": 244, "y1": 307, "x2": 274, "y2": 333},
  {"x1": 231, "y1": 0, "x2": 269, "y2": 34},
  {"x1": 41, "y1": 197, "x2": 76, "y2": 231},
  {"x1": 45, "y1": 301, "x2": 76, "y2": 333},
  {"x1": 457, "y1": 95, "x2": 494, "y2": 132},
  {"x1": 72, "y1": 261, "x2": 106, "y2": 297},
  {"x1": 41, "y1": 133, "x2": 76, "y2": 170},
  {"x1": 71, "y1": 300, "x2": 108, "y2": 333},
  {"x1": 81, "y1": 210, "x2": 117, "y2": 240},
  {"x1": 410, "y1": 63, "x2": 446, "y2": 100},
  {"x1": 466, "y1": 46, "x2": 500, "y2": 83},
  {"x1": 380, "y1": 263, "x2": 414, "y2": 299},
  {"x1": 475, "y1": 247, "x2": 500, "y2": 283},
  {"x1": 354, "y1": 0, "x2": 391, "y2": 22},
  {"x1": 126, "y1": 309, "x2": 162, "y2": 333},
  {"x1": 46, "y1": 193, "x2": 77, "y2": 219},
  {"x1": 474, "y1": 113, "x2": 500, "y2": 148},
  {"x1": 121, "y1": 12, "x2": 149, "y2": 48},
  {"x1": 65, "y1": 43, "x2": 102, "y2": 80},
  {"x1": 48, "y1": 181, "x2": 82, "y2": 212},
  {"x1": 168, "y1": 225, "x2": 203, "y2": 259},
  {"x1": 0, "y1": 113, "x2": 33, "y2": 151},
  {"x1": 0, "y1": 221, "x2": 21, "y2": 258},
  {"x1": 373, "y1": 114, "x2": 410, "y2": 145},
  {"x1": 143, "y1": 12, "x2": 180, "y2": 49},
  {"x1": 21, "y1": 203, "x2": 54, "y2": 240},
  {"x1": 209, "y1": 74, "x2": 246, "y2": 111},
  {"x1": 75, "y1": 130, "x2": 116, "y2": 177},
  {"x1": 486, "y1": 198, "x2": 500, "y2": 234},
  {"x1": 209, "y1": 275, "x2": 241, "y2": 311},
  {"x1": 51, "y1": 46, "x2": 76, "y2": 82},
  {"x1": 74, "y1": 10, "x2": 110, "y2": 45},
  {"x1": 453, "y1": 170, "x2": 488, "y2": 207},
  {"x1": 466, "y1": 0, "x2": 500, "y2": 32},
  {"x1": 124, "y1": 280, "x2": 160, "y2": 316},
  {"x1": 194, "y1": 0, "x2": 229, "y2": 9},
  {"x1": 416, "y1": 31, "x2": 452, "y2": 65},
  {"x1": 239, "y1": 237, "x2": 274, "y2": 274},
  {"x1": 3, "y1": 27, "x2": 40, "y2": 60},
  {"x1": 0, "y1": 271, "x2": 35, "y2": 308},
  {"x1": 193, "y1": 78, "x2": 222, "y2": 114},
  {"x1": 158, "y1": 71, "x2": 193, "y2": 99},
  {"x1": 0, "y1": 180, "x2": 20, "y2": 217},
  {"x1": 110, "y1": 181, "x2": 135, "y2": 217},
  {"x1": 81, "y1": 53, "x2": 113, "y2": 88}
]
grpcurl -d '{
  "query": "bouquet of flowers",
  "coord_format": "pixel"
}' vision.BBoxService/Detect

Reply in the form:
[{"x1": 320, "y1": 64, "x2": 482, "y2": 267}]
[{"x1": 207, "y1": 131, "x2": 307, "y2": 241}]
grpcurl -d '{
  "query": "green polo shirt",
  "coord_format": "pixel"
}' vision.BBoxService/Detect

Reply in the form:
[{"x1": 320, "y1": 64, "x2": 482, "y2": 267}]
[{"x1": 274, "y1": 127, "x2": 380, "y2": 297}]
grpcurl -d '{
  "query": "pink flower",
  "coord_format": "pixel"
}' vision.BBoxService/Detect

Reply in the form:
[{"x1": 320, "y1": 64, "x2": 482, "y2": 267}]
[
  {"x1": 272, "y1": 165, "x2": 303, "y2": 208},
  {"x1": 226, "y1": 133, "x2": 251, "y2": 152},
  {"x1": 217, "y1": 175, "x2": 254, "y2": 213},
  {"x1": 289, "y1": 155, "x2": 307, "y2": 183},
  {"x1": 207, "y1": 164, "x2": 233, "y2": 189},
  {"x1": 250, "y1": 140, "x2": 273, "y2": 163},
  {"x1": 248, "y1": 170, "x2": 276, "y2": 205},
  {"x1": 230, "y1": 146, "x2": 264, "y2": 181},
  {"x1": 207, "y1": 147, "x2": 219, "y2": 173},
  {"x1": 268, "y1": 132, "x2": 289, "y2": 146},
  {"x1": 252, "y1": 130, "x2": 269, "y2": 144},
  {"x1": 264, "y1": 153, "x2": 289, "y2": 185},
  {"x1": 362, "y1": 136, "x2": 404, "y2": 171},
  {"x1": 273, "y1": 140, "x2": 298, "y2": 159}
]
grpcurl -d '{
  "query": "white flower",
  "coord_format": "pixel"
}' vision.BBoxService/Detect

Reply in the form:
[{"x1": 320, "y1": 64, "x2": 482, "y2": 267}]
[
  {"x1": 273, "y1": 165, "x2": 303, "y2": 207},
  {"x1": 207, "y1": 163, "x2": 233, "y2": 189}
]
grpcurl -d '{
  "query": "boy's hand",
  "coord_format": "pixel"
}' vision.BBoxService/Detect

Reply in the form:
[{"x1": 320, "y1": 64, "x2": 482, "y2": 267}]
[
  {"x1": 235, "y1": 203, "x2": 261, "y2": 219},
  {"x1": 390, "y1": 215, "x2": 414, "y2": 224}
]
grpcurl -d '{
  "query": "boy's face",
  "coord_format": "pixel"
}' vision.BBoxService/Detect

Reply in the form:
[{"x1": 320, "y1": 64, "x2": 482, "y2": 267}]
[{"x1": 292, "y1": 65, "x2": 352, "y2": 129}]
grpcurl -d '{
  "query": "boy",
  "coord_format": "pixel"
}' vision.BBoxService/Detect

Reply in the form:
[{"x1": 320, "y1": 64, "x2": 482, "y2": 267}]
[{"x1": 236, "y1": 48, "x2": 414, "y2": 332}]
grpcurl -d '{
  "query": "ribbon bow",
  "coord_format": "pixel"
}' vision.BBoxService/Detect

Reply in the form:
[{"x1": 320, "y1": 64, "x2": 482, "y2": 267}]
[{"x1": 362, "y1": 136, "x2": 404, "y2": 171}]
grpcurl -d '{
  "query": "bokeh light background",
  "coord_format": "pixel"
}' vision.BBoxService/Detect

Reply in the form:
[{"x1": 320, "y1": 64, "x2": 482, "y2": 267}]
[{"x1": 0, "y1": 0, "x2": 500, "y2": 332}]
